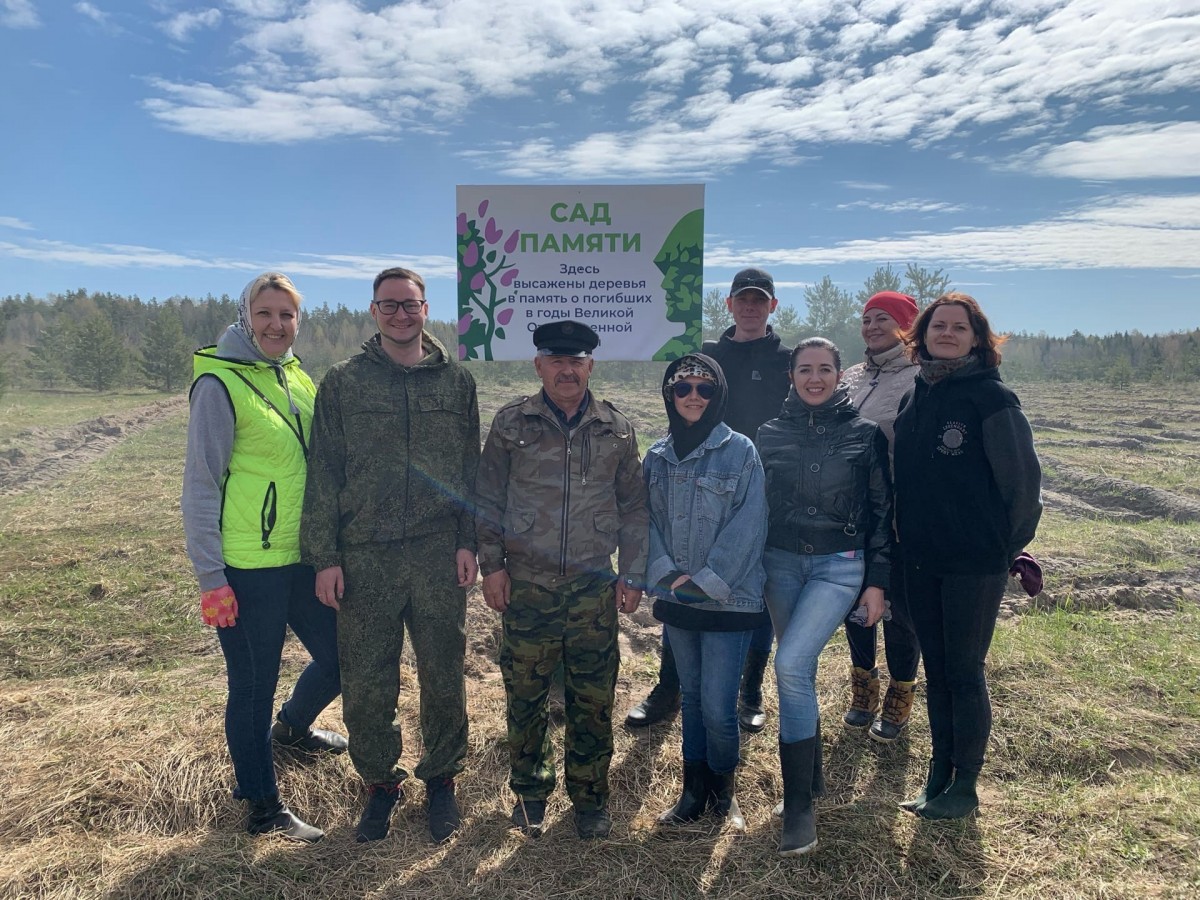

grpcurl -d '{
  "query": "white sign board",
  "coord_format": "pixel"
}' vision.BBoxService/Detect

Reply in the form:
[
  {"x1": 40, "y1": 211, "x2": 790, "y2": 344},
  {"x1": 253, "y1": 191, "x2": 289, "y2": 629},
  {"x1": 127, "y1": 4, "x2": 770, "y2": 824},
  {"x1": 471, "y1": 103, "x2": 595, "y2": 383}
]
[{"x1": 456, "y1": 184, "x2": 704, "y2": 361}]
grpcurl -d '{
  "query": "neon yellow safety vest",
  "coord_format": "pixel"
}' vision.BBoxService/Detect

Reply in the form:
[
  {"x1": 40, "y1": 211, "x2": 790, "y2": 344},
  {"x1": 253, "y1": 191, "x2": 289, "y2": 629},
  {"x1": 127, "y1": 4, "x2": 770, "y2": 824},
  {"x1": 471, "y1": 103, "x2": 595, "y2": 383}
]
[{"x1": 192, "y1": 347, "x2": 316, "y2": 569}]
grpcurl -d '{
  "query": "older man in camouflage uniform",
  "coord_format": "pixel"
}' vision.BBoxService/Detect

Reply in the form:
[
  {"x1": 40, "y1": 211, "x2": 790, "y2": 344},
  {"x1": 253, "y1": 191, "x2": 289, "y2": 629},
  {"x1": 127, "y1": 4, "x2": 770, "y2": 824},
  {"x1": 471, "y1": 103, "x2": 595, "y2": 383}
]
[
  {"x1": 477, "y1": 320, "x2": 648, "y2": 840},
  {"x1": 302, "y1": 267, "x2": 479, "y2": 845}
]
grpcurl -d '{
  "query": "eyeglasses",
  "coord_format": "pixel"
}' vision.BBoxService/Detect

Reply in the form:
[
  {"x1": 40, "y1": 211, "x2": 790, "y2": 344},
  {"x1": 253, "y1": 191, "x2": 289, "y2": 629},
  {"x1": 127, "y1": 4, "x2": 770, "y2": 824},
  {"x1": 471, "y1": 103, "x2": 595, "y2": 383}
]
[
  {"x1": 373, "y1": 299, "x2": 424, "y2": 315},
  {"x1": 671, "y1": 382, "x2": 716, "y2": 399}
]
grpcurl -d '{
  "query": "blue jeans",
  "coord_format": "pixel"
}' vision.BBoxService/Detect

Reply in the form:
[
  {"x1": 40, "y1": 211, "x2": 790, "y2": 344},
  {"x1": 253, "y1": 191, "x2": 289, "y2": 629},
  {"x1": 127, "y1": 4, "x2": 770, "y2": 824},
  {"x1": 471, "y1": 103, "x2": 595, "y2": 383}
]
[
  {"x1": 665, "y1": 625, "x2": 752, "y2": 775},
  {"x1": 218, "y1": 564, "x2": 341, "y2": 802},
  {"x1": 764, "y1": 548, "x2": 864, "y2": 743}
]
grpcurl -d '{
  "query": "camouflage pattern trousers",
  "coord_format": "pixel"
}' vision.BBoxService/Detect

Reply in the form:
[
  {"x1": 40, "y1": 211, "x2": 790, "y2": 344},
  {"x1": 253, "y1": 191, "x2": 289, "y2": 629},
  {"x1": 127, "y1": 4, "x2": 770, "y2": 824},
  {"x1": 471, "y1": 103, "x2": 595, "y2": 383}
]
[
  {"x1": 500, "y1": 571, "x2": 619, "y2": 813},
  {"x1": 337, "y1": 535, "x2": 467, "y2": 785}
]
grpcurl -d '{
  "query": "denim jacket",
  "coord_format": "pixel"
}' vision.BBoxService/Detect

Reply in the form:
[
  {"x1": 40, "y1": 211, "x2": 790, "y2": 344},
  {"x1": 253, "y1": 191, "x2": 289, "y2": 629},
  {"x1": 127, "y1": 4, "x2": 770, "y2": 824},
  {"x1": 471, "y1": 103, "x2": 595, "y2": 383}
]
[{"x1": 644, "y1": 422, "x2": 768, "y2": 614}]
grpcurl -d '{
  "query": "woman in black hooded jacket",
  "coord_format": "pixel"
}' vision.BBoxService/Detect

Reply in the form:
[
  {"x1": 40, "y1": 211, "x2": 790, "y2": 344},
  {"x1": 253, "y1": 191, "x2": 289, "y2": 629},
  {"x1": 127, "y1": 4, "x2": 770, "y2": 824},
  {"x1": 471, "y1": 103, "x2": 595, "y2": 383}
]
[{"x1": 892, "y1": 293, "x2": 1041, "y2": 820}]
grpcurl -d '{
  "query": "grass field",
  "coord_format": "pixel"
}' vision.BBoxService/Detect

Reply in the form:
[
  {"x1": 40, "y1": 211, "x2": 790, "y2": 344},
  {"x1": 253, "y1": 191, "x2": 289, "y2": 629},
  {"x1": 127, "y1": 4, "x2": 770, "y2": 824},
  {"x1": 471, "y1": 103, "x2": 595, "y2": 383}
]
[{"x1": 0, "y1": 381, "x2": 1198, "y2": 899}]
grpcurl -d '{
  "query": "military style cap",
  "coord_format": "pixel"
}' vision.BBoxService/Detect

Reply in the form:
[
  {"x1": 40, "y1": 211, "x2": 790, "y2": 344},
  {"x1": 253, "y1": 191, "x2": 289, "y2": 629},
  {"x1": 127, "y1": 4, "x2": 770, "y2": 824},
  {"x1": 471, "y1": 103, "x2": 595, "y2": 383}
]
[{"x1": 532, "y1": 320, "x2": 601, "y2": 357}]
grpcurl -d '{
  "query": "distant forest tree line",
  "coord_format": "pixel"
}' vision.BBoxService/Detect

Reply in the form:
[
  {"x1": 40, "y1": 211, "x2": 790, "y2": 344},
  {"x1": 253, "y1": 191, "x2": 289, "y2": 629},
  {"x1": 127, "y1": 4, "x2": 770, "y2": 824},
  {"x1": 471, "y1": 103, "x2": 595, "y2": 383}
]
[{"x1": 0, "y1": 265, "x2": 1197, "y2": 398}]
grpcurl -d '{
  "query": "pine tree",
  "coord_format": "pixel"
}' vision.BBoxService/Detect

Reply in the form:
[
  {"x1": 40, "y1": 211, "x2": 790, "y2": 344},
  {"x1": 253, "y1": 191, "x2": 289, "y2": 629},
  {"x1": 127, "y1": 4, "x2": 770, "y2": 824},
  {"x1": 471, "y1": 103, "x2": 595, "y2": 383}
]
[
  {"x1": 140, "y1": 305, "x2": 193, "y2": 392},
  {"x1": 28, "y1": 323, "x2": 67, "y2": 387},
  {"x1": 702, "y1": 288, "x2": 733, "y2": 340},
  {"x1": 64, "y1": 313, "x2": 131, "y2": 392},
  {"x1": 801, "y1": 276, "x2": 859, "y2": 352},
  {"x1": 903, "y1": 264, "x2": 952, "y2": 308},
  {"x1": 856, "y1": 264, "x2": 903, "y2": 306}
]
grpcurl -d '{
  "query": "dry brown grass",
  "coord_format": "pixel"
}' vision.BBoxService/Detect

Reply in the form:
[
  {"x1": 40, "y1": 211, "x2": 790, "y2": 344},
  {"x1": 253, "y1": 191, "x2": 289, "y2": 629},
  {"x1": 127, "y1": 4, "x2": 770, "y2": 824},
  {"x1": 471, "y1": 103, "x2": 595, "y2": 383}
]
[{"x1": 1, "y1": 384, "x2": 1199, "y2": 899}]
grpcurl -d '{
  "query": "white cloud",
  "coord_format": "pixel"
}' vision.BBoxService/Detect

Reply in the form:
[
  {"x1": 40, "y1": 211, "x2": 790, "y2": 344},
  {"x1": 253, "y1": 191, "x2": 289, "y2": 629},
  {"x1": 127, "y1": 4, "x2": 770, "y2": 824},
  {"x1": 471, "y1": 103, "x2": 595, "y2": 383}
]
[
  {"x1": 1, "y1": 0, "x2": 39, "y2": 28},
  {"x1": 142, "y1": 79, "x2": 388, "y2": 142},
  {"x1": 0, "y1": 238, "x2": 456, "y2": 280},
  {"x1": 141, "y1": 0, "x2": 1200, "y2": 160},
  {"x1": 836, "y1": 200, "x2": 967, "y2": 214},
  {"x1": 3, "y1": 195, "x2": 1194, "y2": 282},
  {"x1": 74, "y1": 2, "x2": 106, "y2": 24},
  {"x1": 708, "y1": 194, "x2": 1200, "y2": 271},
  {"x1": 0, "y1": 216, "x2": 34, "y2": 231},
  {"x1": 160, "y1": 7, "x2": 221, "y2": 42},
  {"x1": 1029, "y1": 122, "x2": 1200, "y2": 180}
]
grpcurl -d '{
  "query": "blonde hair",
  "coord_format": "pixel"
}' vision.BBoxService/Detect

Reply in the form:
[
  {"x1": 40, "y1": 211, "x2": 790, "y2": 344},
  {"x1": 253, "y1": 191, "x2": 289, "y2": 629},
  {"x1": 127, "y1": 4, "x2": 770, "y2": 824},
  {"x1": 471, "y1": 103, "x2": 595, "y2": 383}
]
[{"x1": 245, "y1": 271, "x2": 303, "y2": 309}]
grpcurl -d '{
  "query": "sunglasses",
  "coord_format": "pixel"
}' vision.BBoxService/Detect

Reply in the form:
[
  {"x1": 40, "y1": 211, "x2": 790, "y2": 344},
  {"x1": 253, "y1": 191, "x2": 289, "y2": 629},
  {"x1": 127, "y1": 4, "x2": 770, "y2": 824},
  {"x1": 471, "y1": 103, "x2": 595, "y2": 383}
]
[{"x1": 672, "y1": 382, "x2": 716, "y2": 399}]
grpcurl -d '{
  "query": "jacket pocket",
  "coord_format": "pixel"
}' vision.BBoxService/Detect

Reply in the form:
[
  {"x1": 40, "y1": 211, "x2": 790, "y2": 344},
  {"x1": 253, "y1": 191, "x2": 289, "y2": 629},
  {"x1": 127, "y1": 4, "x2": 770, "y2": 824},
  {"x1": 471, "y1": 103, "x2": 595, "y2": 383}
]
[
  {"x1": 260, "y1": 481, "x2": 278, "y2": 549},
  {"x1": 695, "y1": 473, "x2": 738, "y2": 522}
]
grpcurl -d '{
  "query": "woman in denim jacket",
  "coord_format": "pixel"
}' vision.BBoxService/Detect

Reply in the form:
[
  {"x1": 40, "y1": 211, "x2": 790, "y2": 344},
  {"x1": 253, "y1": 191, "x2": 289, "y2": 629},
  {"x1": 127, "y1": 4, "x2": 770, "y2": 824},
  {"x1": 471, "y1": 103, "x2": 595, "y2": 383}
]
[
  {"x1": 757, "y1": 338, "x2": 891, "y2": 856},
  {"x1": 645, "y1": 354, "x2": 769, "y2": 832}
]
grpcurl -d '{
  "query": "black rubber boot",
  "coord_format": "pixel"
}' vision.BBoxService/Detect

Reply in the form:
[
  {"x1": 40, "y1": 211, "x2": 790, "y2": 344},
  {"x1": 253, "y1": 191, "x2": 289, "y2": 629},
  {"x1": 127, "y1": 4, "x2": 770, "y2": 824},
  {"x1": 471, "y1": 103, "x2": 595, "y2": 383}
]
[
  {"x1": 625, "y1": 642, "x2": 681, "y2": 728},
  {"x1": 246, "y1": 795, "x2": 324, "y2": 843},
  {"x1": 271, "y1": 710, "x2": 348, "y2": 754},
  {"x1": 707, "y1": 768, "x2": 745, "y2": 831},
  {"x1": 356, "y1": 782, "x2": 402, "y2": 843},
  {"x1": 738, "y1": 648, "x2": 770, "y2": 734},
  {"x1": 918, "y1": 769, "x2": 979, "y2": 820},
  {"x1": 425, "y1": 776, "x2": 461, "y2": 843},
  {"x1": 778, "y1": 738, "x2": 818, "y2": 856},
  {"x1": 900, "y1": 758, "x2": 954, "y2": 814},
  {"x1": 658, "y1": 760, "x2": 710, "y2": 825},
  {"x1": 812, "y1": 719, "x2": 826, "y2": 799}
]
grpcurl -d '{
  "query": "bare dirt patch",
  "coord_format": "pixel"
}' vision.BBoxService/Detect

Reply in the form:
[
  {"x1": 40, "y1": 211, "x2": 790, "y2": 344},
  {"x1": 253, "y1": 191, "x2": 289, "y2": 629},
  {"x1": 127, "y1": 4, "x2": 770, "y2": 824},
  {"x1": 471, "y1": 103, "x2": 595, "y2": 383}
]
[
  {"x1": 1041, "y1": 453, "x2": 1200, "y2": 523},
  {"x1": 0, "y1": 398, "x2": 186, "y2": 495}
]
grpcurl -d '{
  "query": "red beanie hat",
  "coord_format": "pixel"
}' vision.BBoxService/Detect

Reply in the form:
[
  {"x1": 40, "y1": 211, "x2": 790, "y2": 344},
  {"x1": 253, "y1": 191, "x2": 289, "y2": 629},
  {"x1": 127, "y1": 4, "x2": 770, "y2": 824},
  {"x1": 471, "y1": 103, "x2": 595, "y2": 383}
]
[{"x1": 863, "y1": 291, "x2": 919, "y2": 331}]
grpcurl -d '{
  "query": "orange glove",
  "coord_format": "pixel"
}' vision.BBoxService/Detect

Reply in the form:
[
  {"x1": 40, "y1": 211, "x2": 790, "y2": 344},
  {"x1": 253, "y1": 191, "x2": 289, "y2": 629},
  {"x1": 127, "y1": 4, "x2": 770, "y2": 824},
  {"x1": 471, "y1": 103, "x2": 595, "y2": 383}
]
[{"x1": 201, "y1": 585, "x2": 238, "y2": 627}]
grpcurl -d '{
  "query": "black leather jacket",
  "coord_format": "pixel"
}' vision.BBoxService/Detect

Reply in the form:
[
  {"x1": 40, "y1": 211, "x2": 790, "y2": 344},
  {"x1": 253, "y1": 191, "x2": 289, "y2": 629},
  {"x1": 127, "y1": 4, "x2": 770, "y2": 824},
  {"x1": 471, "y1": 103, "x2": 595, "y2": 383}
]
[{"x1": 755, "y1": 387, "x2": 892, "y2": 589}]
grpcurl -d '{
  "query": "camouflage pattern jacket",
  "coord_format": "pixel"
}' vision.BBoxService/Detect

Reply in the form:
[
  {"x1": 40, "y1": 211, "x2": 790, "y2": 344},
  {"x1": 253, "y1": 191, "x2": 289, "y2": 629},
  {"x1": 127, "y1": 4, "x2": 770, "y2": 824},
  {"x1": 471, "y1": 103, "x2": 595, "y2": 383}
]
[
  {"x1": 301, "y1": 332, "x2": 480, "y2": 571},
  {"x1": 476, "y1": 390, "x2": 648, "y2": 589}
]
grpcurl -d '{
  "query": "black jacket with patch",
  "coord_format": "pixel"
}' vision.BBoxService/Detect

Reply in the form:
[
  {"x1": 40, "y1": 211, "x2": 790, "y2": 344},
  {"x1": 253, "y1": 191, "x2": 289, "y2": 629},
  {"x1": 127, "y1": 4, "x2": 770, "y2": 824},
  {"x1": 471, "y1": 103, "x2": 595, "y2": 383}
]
[{"x1": 893, "y1": 363, "x2": 1042, "y2": 575}]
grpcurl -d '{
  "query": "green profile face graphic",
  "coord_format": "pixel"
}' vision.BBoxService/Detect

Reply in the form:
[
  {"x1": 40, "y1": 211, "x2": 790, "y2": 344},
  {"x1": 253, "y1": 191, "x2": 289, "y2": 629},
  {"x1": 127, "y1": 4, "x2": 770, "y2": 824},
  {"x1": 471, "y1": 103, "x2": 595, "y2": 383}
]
[{"x1": 652, "y1": 208, "x2": 704, "y2": 361}]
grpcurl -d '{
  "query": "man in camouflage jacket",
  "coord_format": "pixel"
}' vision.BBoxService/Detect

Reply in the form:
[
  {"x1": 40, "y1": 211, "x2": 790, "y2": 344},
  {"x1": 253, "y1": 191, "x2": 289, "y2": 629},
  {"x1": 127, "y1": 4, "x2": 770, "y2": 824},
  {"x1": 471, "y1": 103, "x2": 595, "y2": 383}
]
[
  {"x1": 476, "y1": 320, "x2": 648, "y2": 840},
  {"x1": 301, "y1": 268, "x2": 480, "y2": 845}
]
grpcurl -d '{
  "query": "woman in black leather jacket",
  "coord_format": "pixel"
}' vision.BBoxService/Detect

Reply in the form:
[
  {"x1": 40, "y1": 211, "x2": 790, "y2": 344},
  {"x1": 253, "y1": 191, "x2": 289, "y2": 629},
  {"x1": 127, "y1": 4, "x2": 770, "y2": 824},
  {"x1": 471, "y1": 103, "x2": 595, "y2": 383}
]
[{"x1": 756, "y1": 337, "x2": 891, "y2": 856}]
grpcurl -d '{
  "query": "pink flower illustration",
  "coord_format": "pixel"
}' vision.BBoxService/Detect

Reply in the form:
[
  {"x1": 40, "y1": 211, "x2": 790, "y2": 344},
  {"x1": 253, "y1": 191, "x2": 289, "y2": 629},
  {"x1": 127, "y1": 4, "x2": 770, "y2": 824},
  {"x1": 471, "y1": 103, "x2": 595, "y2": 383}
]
[
  {"x1": 501, "y1": 268, "x2": 519, "y2": 287},
  {"x1": 458, "y1": 313, "x2": 473, "y2": 335},
  {"x1": 485, "y1": 217, "x2": 502, "y2": 244},
  {"x1": 470, "y1": 272, "x2": 486, "y2": 291},
  {"x1": 497, "y1": 307, "x2": 514, "y2": 326},
  {"x1": 504, "y1": 230, "x2": 520, "y2": 254}
]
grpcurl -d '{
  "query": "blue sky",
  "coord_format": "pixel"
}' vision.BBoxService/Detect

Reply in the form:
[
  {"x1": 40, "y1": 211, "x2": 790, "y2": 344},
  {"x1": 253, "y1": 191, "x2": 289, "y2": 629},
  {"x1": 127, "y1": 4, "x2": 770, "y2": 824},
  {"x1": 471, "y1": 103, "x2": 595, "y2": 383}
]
[{"x1": 1, "y1": 0, "x2": 1198, "y2": 337}]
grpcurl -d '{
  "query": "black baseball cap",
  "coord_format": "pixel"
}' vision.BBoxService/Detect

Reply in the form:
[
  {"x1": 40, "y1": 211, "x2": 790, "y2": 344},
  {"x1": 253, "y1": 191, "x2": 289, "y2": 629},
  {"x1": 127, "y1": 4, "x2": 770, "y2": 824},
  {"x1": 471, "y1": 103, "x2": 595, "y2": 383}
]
[
  {"x1": 729, "y1": 267, "x2": 775, "y2": 299},
  {"x1": 532, "y1": 320, "x2": 600, "y2": 357}
]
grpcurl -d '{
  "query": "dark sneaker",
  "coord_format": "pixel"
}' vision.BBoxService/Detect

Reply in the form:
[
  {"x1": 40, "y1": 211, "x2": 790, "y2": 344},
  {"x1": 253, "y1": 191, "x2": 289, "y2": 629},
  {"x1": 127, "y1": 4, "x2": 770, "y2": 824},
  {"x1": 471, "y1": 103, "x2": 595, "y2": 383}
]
[
  {"x1": 425, "y1": 777, "x2": 461, "y2": 843},
  {"x1": 246, "y1": 796, "x2": 324, "y2": 843},
  {"x1": 272, "y1": 712, "x2": 348, "y2": 754},
  {"x1": 510, "y1": 798, "x2": 547, "y2": 836},
  {"x1": 624, "y1": 683, "x2": 681, "y2": 728},
  {"x1": 356, "y1": 783, "x2": 402, "y2": 843},
  {"x1": 574, "y1": 807, "x2": 612, "y2": 840}
]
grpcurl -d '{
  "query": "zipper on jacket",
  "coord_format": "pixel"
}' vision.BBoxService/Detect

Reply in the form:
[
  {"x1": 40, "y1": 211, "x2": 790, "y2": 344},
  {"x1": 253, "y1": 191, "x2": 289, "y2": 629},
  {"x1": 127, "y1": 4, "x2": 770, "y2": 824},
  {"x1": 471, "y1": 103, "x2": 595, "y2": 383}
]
[
  {"x1": 558, "y1": 419, "x2": 571, "y2": 575},
  {"x1": 260, "y1": 481, "x2": 278, "y2": 549}
]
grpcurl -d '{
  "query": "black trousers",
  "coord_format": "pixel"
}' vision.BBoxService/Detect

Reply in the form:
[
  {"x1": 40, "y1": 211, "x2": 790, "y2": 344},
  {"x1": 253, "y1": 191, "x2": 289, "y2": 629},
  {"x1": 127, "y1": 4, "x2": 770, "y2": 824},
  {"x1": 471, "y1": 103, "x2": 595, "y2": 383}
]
[
  {"x1": 903, "y1": 562, "x2": 1009, "y2": 775},
  {"x1": 844, "y1": 544, "x2": 921, "y2": 680}
]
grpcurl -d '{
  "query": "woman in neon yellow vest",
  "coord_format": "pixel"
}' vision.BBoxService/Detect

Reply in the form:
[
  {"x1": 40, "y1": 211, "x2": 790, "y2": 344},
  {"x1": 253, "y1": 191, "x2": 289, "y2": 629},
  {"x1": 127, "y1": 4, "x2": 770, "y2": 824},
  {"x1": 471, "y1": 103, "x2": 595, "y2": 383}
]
[{"x1": 183, "y1": 272, "x2": 344, "y2": 843}]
